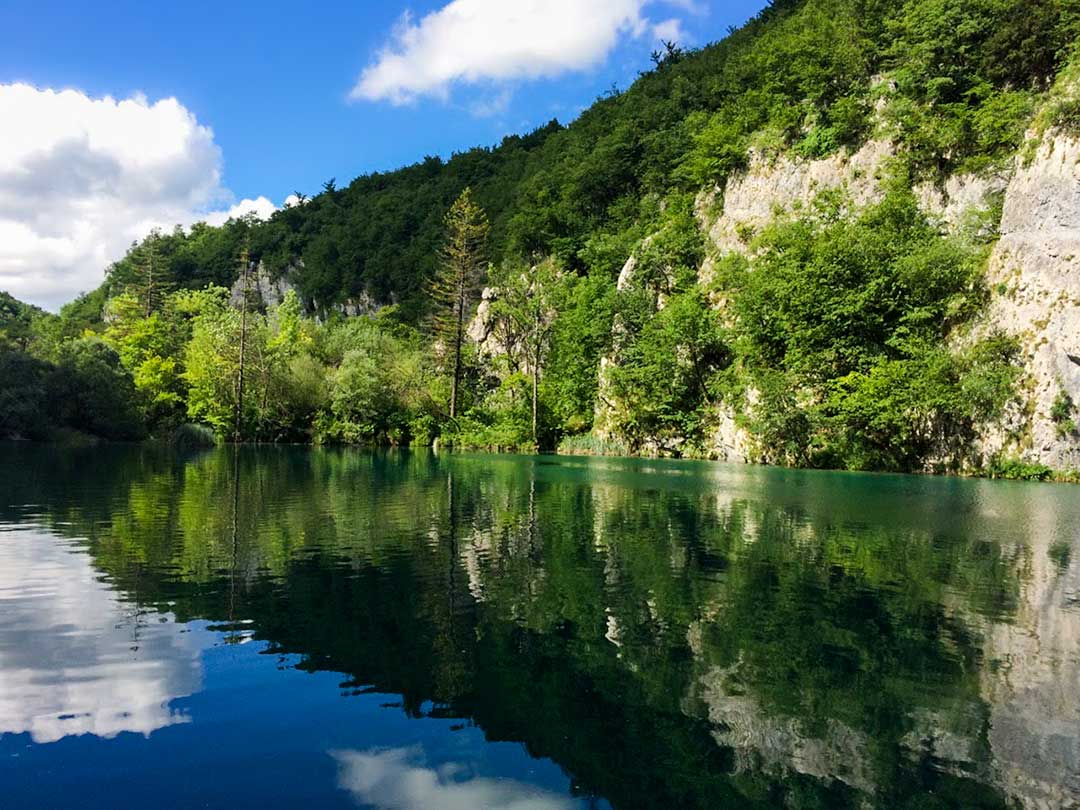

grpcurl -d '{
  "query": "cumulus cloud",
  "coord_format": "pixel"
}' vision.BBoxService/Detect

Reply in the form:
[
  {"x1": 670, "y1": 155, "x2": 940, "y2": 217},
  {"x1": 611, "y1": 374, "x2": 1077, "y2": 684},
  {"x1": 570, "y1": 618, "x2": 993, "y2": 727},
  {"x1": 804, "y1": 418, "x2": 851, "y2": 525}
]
[
  {"x1": 0, "y1": 83, "x2": 280, "y2": 310},
  {"x1": 352, "y1": 0, "x2": 691, "y2": 105},
  {"x1": 332, "y1": 747, "x2": 577, "y2": 810},
  {"x1": 203, "y1": 195, "x2": 279, "y2": 227}
]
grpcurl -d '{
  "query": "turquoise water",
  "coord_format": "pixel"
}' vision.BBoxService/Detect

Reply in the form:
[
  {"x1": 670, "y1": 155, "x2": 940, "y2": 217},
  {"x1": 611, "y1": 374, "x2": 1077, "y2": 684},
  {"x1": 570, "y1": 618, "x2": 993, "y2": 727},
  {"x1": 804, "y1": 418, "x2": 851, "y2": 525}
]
[{"x1": 1, "y1": 444, "x2": 1078, "y2": 808}]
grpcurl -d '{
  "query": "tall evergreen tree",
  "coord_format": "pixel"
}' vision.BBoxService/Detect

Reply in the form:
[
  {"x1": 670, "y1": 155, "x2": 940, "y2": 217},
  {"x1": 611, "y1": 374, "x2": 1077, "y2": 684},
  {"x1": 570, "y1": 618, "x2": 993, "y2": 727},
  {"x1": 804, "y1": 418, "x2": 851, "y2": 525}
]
[
  {"x1": 430, "y1": 188, "x2": 489, "y2": 420},
  {"x1": 128, "y1": 231, "x2": 173, "y2": 318}
]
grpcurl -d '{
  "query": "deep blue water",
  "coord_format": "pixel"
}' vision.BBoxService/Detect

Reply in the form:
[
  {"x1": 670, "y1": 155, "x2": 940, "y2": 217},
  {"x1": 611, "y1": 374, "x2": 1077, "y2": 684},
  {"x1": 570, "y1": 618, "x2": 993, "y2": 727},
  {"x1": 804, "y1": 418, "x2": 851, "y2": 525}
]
[{"x1": 1, "y1": 444, "x2": 1078, "y2": 808}]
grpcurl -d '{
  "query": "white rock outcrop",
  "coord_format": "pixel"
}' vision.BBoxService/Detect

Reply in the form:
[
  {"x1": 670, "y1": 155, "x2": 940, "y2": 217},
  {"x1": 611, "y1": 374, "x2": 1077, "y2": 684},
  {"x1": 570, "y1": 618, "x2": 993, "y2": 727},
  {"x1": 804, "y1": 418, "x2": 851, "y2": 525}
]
[{"x1": 977, "y1": 133, "x2": 1080, "y2": 469}]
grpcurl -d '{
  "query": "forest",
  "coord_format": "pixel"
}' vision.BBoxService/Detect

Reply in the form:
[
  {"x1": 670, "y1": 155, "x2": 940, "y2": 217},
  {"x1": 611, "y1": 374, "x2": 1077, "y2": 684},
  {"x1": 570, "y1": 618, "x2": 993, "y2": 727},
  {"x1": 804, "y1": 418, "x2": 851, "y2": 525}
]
[{"x1": 2, "y1": 0, "x2": 1078, "y2": 475}]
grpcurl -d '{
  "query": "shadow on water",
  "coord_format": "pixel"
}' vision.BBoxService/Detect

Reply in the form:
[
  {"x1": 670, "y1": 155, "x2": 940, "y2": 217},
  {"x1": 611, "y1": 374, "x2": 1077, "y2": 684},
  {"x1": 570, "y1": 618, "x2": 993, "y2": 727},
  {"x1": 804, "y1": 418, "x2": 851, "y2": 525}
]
[{"x1": 1, "y1": 442, "x2": 1078, "y2": 808}]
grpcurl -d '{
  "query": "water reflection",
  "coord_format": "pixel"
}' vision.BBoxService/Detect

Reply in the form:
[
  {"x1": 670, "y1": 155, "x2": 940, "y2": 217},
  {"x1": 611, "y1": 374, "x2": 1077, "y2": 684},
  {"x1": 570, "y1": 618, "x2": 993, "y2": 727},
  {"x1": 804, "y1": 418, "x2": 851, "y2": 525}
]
[
  {"x1": 333, "y1": 747, "x2": 579, "y2": 810},
  {"x1": 0, "y1": 528, "x2": 202, "y2": 743},
  {"x1": 0, "y1": 444, "x2": 1078, "y2": 808}
]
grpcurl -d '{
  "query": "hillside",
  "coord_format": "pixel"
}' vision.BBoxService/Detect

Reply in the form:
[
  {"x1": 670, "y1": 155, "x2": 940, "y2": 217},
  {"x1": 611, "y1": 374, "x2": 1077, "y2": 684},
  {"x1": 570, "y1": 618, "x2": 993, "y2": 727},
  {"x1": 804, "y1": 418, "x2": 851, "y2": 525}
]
[
  {"x1": 63, "y1": 0, "x2": 1075, "y2": 321},
  {"x1": 4, "y1": 0, "x2": 1079, "y2": 477}
]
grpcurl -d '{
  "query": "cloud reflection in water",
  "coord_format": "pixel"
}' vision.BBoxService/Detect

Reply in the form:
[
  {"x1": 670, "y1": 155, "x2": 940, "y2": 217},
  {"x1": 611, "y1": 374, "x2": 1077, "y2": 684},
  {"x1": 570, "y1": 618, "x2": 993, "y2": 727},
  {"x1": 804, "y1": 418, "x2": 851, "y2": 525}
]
[
  {"x1": 0, "y1": 529, "x2": 203, "y2": 743},
  {"x1": 332, "y1": 745, "x2": 578, "y2": 810}
]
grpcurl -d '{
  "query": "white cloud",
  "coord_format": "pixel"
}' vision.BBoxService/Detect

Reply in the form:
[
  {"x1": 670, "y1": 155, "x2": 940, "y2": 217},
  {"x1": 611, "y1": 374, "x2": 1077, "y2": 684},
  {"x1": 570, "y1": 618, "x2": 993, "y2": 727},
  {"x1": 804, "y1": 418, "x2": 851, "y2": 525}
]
[
  {"x1": 352, "y1": 0, "x2": 692, "y2": 105},
  {"x1": 0, "y1": 83, "x2": 281, "y2": 311},
  {"x1": 0, "y1": 528, "x2": 205, "y2": 744},
  {"x1": 202, "y1": 195, "x2": 279, "y2": 227},
  {"x1": 652, "y1": 17, "x2": 686, "y2": 43},
  {"x1": 468, "y1": 88, "x2": 513, "y2": 119},
  {"x1": 332, "y1": 747, "x2": 578, "y2": 810}
]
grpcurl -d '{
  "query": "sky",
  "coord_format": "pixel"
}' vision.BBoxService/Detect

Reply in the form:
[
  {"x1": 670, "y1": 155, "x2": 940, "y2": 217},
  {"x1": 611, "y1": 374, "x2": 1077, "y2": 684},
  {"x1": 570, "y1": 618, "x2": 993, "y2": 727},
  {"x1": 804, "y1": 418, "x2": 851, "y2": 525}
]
[{"x1": 0, "y1": 0, "x2": 768, "y2": 309}]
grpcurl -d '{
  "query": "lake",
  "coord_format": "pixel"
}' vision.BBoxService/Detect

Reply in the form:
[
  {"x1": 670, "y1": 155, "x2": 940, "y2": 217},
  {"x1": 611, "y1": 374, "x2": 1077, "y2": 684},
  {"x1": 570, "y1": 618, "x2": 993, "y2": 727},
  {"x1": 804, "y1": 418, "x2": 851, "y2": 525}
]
[{"x1": 0, "y1": 444, "x2": 1077, "y2": 809}]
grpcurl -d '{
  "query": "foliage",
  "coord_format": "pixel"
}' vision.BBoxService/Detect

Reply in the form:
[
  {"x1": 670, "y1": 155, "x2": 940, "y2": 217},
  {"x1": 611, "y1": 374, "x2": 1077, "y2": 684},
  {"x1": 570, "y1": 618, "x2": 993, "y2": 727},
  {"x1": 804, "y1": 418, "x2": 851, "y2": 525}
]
[
  {"x1": 710, "y1": 190, "x2": 1018, "y2": 470},
  {"x1": 45, "y1": 338, "x2": 145, "y2": 441},
  {"x1": 0, "y1": 349, "x2": 52, "y2": 439},
  {"x1": 169, "y1": 423, "x2": 218, "y2": 450},
  {"x1": 4, "y1": 0, "x2": 1074, "y2": 472},
  {"x1": 430, "y1": 188, "x2": 490, "y2": 419},
  {"x1": 314, "y1": 317, "x2": 432, "y2": 446},
  {"x1": 557, "y1": 433, "x2": 632, "y2": 457},
  {"x1": 986, "y1": 457, "x2": 1055, "y2": 481},
  {"x1": 542, "y1": 271, "x2": 618, "y2": 434},
  {"x1": 609, "y1": 287, "x2": 729, "y2": 452},
  {"x1": 487, "y1": 259, "x2": 568, "y2": 446},
  {"x1": 0, "y1": 291, "x2": 50, "y2": 352},
  {"x1": 1051, "y1": 388, "x2": 1078, "y2": 438}
]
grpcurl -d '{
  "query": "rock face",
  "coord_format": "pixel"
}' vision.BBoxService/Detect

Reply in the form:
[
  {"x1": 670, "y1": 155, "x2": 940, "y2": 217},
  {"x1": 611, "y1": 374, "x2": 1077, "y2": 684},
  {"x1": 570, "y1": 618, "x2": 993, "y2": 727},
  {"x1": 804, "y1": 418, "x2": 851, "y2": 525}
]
[
  {"x1": 467, "y1": 287, "x2": 516, "y2": 363},
  {"x1": 680, "y1": 130, "x2": 1076, "y2": 468},
  {"x1": 230, "y1": 261, "x2": 297, "y2": 311},
  {"x1": 701, "y1": 139, "x2": 894, "y2": 262},
  {"x1": 978, "y1": 134, "x2": 1080, "y2": 469},
  {"x1": 689, "y1": 139, "x2": 1011, "y2": 463},
  {"x1": 229, "y1": 260, "x2": 384, "y2": 320}
]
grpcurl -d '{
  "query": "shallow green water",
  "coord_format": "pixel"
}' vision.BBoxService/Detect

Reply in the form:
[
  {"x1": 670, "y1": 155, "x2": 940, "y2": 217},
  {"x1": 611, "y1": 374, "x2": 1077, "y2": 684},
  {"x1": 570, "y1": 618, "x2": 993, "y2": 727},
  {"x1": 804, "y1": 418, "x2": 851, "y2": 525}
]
[{"x1": 1, "y1": 444, "x2": 1078, "y2": 809}]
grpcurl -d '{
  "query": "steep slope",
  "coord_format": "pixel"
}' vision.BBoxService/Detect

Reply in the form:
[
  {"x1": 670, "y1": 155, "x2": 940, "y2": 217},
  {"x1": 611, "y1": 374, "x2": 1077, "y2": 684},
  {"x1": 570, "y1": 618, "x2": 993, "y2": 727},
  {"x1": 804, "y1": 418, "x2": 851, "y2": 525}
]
[
  {"x1": 35, "y1": 0, "x2": 1080, "y2": 470},
  {"x1": 979, "y1": 130, "x2": 1080, "y2": 469}
]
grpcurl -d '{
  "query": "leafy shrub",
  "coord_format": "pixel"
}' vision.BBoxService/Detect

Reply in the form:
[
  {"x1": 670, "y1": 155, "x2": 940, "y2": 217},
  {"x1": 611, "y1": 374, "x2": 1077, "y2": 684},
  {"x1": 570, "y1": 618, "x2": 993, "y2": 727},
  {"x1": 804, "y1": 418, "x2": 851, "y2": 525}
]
[
  {"x1": 986, "y1": 457, "x2": 1055, "y2": 481},
  {"x1": 1051, "y1": 388, "x2": 1078, "y2": 438},
  {"x1": 558, "y1": 433, "x2": 632, "y2": 457},
  {"x1": 170, "y1": 423, "x2": 218, "y2": 450},
  {"x1": 716, "y1": 190, "x2": 1017, "y2": 471}
]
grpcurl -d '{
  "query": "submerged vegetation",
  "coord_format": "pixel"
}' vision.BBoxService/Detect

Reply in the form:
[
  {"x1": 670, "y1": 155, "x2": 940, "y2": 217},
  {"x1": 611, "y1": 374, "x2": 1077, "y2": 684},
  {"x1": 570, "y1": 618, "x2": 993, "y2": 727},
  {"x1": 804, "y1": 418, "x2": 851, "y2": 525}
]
[{"x1": 2, "y1": 0, "x2": 1079, "y2": 476}]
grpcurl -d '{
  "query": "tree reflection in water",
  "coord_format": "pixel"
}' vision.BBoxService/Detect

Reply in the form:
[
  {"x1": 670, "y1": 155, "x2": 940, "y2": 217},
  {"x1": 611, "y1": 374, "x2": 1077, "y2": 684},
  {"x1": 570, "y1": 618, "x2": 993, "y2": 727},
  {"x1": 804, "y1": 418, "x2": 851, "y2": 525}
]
[{"x1": 0, "y1": 443, "x2": 1077, "y2": 809}]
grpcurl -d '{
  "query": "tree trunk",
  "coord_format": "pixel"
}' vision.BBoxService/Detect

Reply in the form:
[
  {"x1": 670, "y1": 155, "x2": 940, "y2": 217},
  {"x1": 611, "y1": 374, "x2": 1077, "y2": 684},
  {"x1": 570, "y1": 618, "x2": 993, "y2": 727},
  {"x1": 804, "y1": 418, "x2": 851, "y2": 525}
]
[
  {"x1": 234, "y1": 253, "x2": 251, "y2": 442},
  {"x1": 145, "y1": 252, "x2": 153, "y2": 318},
  {"x1": 450, "y1": 278, "x2": 464, "y2": 420},
  {"x1": 532, "y1": 314, "x2": 540, "y2": 447}
]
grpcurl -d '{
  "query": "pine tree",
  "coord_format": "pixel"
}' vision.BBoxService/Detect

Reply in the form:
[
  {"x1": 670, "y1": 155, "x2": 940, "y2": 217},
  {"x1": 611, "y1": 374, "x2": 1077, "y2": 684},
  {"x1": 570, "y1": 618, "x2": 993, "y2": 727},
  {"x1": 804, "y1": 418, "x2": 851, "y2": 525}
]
[
  {"x1": 128, "y1": 230, "x2": 173, "y2": 318},
  {"x1": 429, "y1": 188, "x2": 489, "y2": 420}
]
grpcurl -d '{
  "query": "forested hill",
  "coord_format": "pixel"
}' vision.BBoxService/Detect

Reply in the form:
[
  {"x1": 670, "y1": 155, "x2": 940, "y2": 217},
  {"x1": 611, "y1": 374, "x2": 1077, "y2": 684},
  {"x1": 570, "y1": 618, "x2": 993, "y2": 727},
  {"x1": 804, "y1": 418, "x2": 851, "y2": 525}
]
[
  {"x1": 61, "y1": 0, "x2": 1078, "y2": 326},
  {"x1": 4, "y1": 0, "x2": 1079, "y2": 478}
]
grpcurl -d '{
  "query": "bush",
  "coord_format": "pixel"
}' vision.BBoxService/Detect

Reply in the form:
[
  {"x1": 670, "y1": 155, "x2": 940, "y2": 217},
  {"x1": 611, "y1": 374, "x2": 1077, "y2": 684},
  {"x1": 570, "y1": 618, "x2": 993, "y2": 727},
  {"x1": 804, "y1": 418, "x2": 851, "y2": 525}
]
[
  {"x1": 986, "y1": 457, "x2": 1054, "y2": 481},
  {"x1": 558, "y1": 433, "x2": 632, "y2": 457},
  {"x1": 715, "y1": 190, "x2": 1017, "y2": 471},
  {"x1": 1051, "y1": 388, "x2": 1078, "y2": 438},
  {"x1": 170, "y1": 423, "x2": 218, "y2": 450}
]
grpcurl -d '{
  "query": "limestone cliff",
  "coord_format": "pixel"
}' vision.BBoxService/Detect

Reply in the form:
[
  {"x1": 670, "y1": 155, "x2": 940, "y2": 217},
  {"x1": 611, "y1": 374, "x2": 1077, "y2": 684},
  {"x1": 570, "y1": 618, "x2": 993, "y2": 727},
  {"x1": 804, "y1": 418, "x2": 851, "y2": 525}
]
[
  {"x1": 230, "y1": 260, "x2": 383, "y2": 319},
  {"x1": 976, "y1": 133, "x2": 1080, "y2": 470},
  {"x1": 593, "y1": 122, "x2": 1078, "y2": 469}
]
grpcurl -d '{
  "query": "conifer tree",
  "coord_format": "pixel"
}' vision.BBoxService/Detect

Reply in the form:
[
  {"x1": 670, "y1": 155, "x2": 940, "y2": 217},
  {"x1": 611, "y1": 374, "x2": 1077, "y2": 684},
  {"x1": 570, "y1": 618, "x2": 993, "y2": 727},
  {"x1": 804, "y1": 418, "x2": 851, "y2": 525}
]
[
  {"x1": 430, "y1": 188, "x2": 489, "y2": 420},
  {"x1": 128, "y1": 230, "x2": 173, "y2": 318}
]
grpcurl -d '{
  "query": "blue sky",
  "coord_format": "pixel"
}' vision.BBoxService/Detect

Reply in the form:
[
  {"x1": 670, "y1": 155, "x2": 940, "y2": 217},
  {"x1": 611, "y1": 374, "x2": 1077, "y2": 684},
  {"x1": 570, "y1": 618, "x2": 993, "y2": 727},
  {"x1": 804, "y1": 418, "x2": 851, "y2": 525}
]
[{"x1": 0, "y1": 0, "x2": 768, "y2": 307}]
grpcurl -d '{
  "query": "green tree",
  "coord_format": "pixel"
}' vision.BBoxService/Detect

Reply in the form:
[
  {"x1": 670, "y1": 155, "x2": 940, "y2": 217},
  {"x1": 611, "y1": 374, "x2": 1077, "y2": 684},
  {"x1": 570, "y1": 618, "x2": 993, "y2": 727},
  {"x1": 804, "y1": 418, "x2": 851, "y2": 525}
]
[
  {"x1": 489, "y1": 260, "x2": 566, "y2": 446},
  {"x1": 127, "y1": 230, "x2": 174, "y2": 317},
  {"x1": 103, "y1": 292, "x2": 188, "y2": 430},
  {"x1": 46, "y1": 337, "x2": 145, "y2": 440},
  {"x1": 0, "y1": 349, "x2": 50, "y2": 439},
  {"x1": 430, "y1": 188, "x2": 489, "y2": 420}
]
